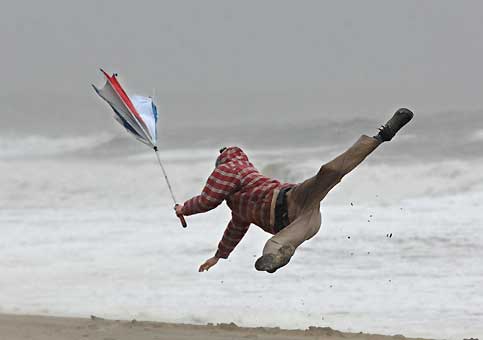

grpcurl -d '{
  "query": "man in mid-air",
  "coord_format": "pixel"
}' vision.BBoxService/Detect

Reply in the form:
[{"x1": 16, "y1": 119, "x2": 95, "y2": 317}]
[{"x1": 175, "y1": 109, "x2": 414, "y2": 273}]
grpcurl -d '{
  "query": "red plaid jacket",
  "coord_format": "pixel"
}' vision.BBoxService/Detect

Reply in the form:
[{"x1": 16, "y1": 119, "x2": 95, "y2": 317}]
[{"x1": 182, "y1": 147, "x2": 293, "y2": 259}]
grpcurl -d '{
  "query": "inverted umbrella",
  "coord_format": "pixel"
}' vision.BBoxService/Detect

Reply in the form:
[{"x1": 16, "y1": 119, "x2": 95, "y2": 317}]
[{"x1": 92, "y1": 69, "x2": 187, "y2": 228}]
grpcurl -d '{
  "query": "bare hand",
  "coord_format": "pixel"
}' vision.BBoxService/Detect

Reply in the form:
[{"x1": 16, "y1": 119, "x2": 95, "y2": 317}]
[
  {"x1": 199, "y1": 256, "x2": 219, "y2": 272},
  {"x1": 175, "y1": 204, "x2": 184, "y2": 216}
]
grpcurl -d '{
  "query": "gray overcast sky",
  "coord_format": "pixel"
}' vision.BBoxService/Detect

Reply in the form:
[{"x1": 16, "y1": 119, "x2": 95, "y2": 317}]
[{"x1": 2, "y1": 0, "x2": 483, "y2": 131}]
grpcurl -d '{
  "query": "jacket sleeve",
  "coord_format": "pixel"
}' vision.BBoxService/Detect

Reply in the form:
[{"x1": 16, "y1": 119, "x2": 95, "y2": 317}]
[
  {"x1": 182, "y1": 164, "x2": 241, "y2": 216},
  {"x1": 215, "y1": 213, "x2": 250, "y2": 259}
]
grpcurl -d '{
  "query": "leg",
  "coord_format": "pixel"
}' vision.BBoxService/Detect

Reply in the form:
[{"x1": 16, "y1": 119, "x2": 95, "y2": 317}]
[
  {"x1": 288, "y1": 105, "x2": 415, "y2": 214},
  {"x1": 264, "y1": 206, "x2": 321, "y2": 254},
  {"x1": 289, "y1": 135, "x2": 380, "y2": 214},
  {"x1": 255, "y1": 207, "x2": 321, "y2": 273}
]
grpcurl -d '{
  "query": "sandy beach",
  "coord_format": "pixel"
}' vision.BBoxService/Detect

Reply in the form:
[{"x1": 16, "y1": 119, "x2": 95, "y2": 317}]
[{"x1": 0, "y1": 314, "x2": 430, "y2": 340}]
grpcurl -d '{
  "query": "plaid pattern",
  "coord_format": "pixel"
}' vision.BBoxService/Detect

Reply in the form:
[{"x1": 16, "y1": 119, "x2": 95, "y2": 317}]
[{"x1": 182, "y1": 147, "x2": 293, "y2": 258}]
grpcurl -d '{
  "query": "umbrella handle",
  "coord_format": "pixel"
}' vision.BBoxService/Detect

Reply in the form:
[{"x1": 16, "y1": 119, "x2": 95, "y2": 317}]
[
  {"x1": 174, "y1": 204, "x2": 188, "y2": 228},
  {"x1": 178, "y1": 215, "x2": 187, "y2": 228}
]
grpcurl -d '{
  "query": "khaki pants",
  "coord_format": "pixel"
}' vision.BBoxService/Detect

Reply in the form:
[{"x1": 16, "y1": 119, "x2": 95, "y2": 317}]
[{"x1": 263, "y1": 135, "x2": 381, "y2": 256}]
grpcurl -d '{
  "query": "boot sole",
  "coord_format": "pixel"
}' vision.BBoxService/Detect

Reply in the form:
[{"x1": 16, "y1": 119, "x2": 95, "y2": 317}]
[{"x1": 255, "y1": 245, "x2": 294, "y2": 273}]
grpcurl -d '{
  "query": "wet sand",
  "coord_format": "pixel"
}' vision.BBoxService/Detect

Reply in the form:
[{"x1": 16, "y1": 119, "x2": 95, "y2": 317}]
[{"x1": 0, "y1": 314, "x2": 431, "y2": 340}]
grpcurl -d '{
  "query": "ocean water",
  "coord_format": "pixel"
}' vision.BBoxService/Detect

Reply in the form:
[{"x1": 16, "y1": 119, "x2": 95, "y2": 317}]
[{"x1": 1, "y1": 113, "x2": 482, "y2": 340}]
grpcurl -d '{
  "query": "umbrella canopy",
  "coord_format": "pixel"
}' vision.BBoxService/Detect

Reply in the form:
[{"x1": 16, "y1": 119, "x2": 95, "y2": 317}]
[{"x1": 92, "y1": 69, "x2": 158, "y2": 147}]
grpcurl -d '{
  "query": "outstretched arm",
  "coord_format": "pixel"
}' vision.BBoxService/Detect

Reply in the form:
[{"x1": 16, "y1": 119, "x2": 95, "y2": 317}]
[
  {"x1": 215, "y1": 214, "x2": 251, "y2": 259},
  {"x1": 181, "y1": 164, "x2": 241, "y2": 216},
  {"x1": 199, "y1": 214, "x2": 250, "y2": 272}
]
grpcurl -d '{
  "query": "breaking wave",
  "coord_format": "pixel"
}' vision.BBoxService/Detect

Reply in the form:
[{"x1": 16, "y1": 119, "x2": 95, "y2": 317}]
[{"x1": 0, "y1": 134, "x2": 116, "y2": 160}]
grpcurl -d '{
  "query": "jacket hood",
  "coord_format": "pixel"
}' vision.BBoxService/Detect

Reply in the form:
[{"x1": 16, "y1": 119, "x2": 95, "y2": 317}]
[{"x1": 216, "y1": 146, "x2": 250, "y2": 166}]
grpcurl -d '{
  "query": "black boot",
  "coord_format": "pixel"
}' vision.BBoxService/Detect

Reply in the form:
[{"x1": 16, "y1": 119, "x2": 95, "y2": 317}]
[{"x1": 375, "y1": 108, "x2": 414, "y2": 142}]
